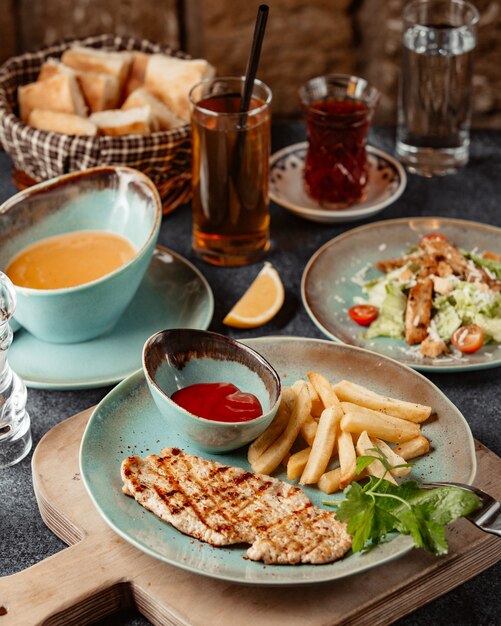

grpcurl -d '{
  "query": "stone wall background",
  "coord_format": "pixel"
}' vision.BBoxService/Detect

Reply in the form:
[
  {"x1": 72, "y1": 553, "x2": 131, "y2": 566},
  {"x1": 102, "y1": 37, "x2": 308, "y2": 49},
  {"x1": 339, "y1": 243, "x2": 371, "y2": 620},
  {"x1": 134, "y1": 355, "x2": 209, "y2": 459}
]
[
  {"x1": 0, "y1": 0, "x2": 499, "y2": 127},
  {"x1": 190, "y1": 0, "x2": 501, "y2": 128}
]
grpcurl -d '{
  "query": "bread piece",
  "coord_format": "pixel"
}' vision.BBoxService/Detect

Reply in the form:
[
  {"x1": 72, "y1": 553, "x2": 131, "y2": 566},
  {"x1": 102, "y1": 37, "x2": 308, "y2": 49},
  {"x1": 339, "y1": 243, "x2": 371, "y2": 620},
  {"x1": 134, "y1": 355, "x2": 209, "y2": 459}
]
[
  {"x1": 38, "y1": 58, "x2": 120, "y2": 112},
  {"x1": 90, "y1": 106, "x2": 158, "y2": 136},
  {"x1": 38, "y1": 58, "x2": 67, "y2": 81},
  {"x1": 122, "y1": 88, "x2": 185, "y2": 130},
  {"x1": 18, "y1": 73, "x2": 87, "y2": 122},
  {"x1": 76, "y1": 71, "x2": 120, "y2": 112},
  {"x1": 28, "y1": 109, "x2": 98, "y2": 136},
  {"x1": 123, "y1": 51, "x2": 150, "y2": 98},
  {"x1": 62, "y1": 46, "x2": 132, "y2": 88},
  {"x1": 144, "y1": 54, "x2": 215, "y2": 121}
]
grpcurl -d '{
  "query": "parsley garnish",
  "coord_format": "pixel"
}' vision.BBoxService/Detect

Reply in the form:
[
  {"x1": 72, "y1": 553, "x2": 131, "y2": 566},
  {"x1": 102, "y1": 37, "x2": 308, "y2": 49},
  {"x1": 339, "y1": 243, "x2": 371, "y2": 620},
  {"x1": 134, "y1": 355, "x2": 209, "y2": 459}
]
[{"x1": 324, "y1": 448, "x2": 480, "y2": 556}]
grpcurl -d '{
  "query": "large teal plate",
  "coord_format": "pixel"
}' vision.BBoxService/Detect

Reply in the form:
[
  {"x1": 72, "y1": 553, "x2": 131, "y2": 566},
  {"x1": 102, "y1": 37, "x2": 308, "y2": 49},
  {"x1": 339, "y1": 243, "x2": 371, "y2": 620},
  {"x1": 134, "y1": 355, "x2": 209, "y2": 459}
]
[
  {"x1": 10, "y1": 246, "x2": 214, "y2": 389},
  {"x1": 302, "y1": 217, "x2": 501, "y2": 372},
  {"x1": 80, "y1": 337, "x2": 476, "y2": 585}
]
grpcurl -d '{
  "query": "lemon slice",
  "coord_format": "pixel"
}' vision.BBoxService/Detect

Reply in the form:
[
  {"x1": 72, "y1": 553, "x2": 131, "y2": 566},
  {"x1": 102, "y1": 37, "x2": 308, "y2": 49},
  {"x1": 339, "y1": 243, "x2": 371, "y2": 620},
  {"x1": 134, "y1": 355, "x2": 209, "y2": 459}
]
[{"x1": 223, "y1": 262, "x2": 285, "y2": 328}]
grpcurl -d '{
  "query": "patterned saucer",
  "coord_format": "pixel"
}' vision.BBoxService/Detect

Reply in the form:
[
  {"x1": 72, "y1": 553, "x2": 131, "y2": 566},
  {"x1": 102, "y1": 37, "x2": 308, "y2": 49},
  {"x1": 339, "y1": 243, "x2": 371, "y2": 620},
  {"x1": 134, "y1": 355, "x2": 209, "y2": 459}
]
[{"x1": 270, "y1": 142, "x2": 406, "y2": 223}]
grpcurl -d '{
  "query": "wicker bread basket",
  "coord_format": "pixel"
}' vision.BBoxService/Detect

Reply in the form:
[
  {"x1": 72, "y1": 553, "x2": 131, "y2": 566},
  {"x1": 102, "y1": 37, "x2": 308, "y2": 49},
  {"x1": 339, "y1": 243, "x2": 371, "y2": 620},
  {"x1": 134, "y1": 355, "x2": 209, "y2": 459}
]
[{"x1": 0, "y1": 34, "x2": 192, "y2": 213}]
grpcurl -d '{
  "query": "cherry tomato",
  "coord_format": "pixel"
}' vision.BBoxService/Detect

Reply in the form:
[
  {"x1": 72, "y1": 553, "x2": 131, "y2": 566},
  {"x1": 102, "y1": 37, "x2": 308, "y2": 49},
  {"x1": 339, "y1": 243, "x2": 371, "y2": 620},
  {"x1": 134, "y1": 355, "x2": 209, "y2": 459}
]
[
  {"x1": 421, "y1": 233, "x2": 448, "y2": 244},
  {"x1": 348, "y1": 305, "x2": 378, "y2": 326},
  {"x1": 451, "y1": 324, "x2": 484, "y2": 354}
]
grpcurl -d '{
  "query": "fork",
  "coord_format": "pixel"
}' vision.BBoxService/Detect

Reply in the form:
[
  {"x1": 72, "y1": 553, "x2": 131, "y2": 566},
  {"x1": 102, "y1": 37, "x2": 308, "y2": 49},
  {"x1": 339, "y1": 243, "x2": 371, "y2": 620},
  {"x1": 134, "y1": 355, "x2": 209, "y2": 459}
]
[{"x1": 424, "y1": 481, "x2": 501, "y2": 537}]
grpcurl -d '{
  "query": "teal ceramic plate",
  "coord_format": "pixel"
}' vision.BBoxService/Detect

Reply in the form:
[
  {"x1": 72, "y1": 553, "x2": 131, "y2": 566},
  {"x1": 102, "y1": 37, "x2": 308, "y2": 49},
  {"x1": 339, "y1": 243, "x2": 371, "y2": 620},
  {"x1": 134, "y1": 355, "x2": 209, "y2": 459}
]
[
  {"x1": 9, "y1": 246, "x2": 214, "y2": 389},
  {"x1": 302, "y1": 217, "x2": 501, "y2": 372},
  {"x1": 80, "y1": 337, "x2": 476, "y2": 585}
]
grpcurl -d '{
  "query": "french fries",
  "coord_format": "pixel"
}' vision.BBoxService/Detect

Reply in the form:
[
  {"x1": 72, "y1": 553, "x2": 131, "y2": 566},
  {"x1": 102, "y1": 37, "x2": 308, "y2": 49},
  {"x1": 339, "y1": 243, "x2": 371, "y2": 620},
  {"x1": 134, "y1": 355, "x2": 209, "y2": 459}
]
[
  {"x1": 247, "y1": 387, "x2": 295, "y2": 465},
  {"x1": 300, "y1": 406, "x2": 341, "y2": 484},
  {"x1": 250, "y1": 381, "x2": 311, "y2": 475},
  {"x1": 318, "y1": 467, "x2": 342, "y2": 494},
  {"x1": 318, "y1": 466, "x2": 366, "y2": 494},
  {"x1": 356, "y1": 431, "x2": 397, "y2": 484},
  {"x1": 248, "y1": 373, "x2": 434, "y2": 494},
  {"x1": 337, "y1": 429, "x2": 357, "y2": 488},
  {"x1": 393, "y1": 435, "x2": 430, "y2": 460},
  {"x1": 307, "y1": 371, "x2": 341, "y2": 411},
  {"x1": 371, "y1": 437, "x2": 411, "y2": 477},
  {"x1": 287, "y1": 447, "x2": 311, "y2": 480},
  {"x1": 340, "y1": 402, "x2": 420, "y2": 443},
  {"x1": 333, "y1": 380, "x2": 431, "y2": 423},
  {"x1": 306, "y1": 382, "x2": 323, "y2": 417},
  {"x1": 300, "y1": 415, "x2": 318, "y2": 446}
]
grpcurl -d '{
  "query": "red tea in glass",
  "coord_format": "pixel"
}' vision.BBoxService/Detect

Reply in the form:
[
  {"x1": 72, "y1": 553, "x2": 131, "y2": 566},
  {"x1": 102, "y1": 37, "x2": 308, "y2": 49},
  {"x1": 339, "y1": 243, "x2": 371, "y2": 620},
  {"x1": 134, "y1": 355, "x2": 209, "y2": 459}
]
[
  {"x1": 189, "y1": 77, "x2": 271, "y2": 266},
  {"x1": 299, "y1": 75, "x2": 380, "y2": 208}
]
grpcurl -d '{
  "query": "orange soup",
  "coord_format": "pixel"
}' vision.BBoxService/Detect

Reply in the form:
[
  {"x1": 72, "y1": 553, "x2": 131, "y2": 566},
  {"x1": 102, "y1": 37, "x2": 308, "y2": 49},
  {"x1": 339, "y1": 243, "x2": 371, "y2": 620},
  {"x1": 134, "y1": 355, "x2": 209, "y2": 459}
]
[{"x1": 6, "y1": 230, "x2": 137, "y2": 289}]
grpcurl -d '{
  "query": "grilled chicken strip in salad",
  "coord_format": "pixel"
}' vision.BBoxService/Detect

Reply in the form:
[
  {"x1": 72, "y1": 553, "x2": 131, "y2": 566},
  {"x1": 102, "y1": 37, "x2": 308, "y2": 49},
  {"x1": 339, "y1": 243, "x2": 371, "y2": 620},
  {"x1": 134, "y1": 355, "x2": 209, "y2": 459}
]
[{"x1": 349, "y1": 233, "x2": 501, "y2": 358}]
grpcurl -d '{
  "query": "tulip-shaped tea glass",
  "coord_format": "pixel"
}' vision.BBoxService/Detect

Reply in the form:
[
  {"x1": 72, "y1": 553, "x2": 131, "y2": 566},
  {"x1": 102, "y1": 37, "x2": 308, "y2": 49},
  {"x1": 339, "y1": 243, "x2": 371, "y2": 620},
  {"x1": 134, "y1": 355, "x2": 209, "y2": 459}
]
[{"x1": 299, "y1": 75, "x2": 380, "y2": 208}]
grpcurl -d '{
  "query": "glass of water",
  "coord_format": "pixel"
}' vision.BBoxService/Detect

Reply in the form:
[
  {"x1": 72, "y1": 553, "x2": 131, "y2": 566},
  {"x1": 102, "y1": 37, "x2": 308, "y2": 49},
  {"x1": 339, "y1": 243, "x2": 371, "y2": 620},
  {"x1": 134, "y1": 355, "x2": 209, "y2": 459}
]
[{"x1": 396, "y1": 0, "x2": 479, "y2": 177}]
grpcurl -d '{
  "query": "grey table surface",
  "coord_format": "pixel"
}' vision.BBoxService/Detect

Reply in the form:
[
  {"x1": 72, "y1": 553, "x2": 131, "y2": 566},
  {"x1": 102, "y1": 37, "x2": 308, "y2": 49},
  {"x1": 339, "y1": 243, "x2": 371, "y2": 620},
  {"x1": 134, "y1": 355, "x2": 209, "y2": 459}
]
[{"x1": 1, "y1": 125, "x2": 500, "y2": 626}]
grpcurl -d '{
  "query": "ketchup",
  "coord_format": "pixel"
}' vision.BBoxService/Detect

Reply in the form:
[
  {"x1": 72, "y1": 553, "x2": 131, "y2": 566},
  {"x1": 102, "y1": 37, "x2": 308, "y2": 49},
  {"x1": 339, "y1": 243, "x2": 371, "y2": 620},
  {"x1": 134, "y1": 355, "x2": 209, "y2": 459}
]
[
  {"x1": 304, "y1": 98, "x2": 370, "y2": 206},
  {"x1": 171, "y1": 383, "x2": 263, "y2": 422}
]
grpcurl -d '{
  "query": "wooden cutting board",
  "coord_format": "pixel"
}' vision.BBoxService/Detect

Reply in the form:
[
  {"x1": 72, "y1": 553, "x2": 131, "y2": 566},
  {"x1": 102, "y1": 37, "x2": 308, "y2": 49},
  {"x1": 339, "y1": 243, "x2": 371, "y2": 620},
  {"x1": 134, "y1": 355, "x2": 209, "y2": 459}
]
[{"x1": 1, "y1": 407, "x2": 500, "y2": 626}]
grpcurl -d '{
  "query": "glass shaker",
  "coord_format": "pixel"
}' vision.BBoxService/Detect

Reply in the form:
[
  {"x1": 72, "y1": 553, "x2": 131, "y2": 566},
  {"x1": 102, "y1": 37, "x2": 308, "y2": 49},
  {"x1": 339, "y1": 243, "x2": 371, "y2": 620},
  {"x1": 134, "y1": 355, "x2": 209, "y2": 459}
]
[{"x1": 0, "y1": 272, "x2": 31, "y2": 468}]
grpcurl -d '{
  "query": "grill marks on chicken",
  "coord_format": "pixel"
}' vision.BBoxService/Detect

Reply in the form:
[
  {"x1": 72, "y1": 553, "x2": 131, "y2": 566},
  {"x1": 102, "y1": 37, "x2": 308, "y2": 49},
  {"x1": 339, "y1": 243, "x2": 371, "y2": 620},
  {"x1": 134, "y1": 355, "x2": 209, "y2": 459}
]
[{"x1": 121, "y1": 447, "x2": 352, "y2": 565}]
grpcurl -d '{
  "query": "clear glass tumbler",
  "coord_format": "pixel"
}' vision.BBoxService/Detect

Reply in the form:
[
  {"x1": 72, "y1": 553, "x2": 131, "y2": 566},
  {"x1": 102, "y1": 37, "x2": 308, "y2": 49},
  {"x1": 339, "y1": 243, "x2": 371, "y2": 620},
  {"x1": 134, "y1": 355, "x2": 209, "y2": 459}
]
[
  {"x1": 299, "y1": 75, "x2": 380, "y2": 208},
  {"x1": 189, "y1": 77, "x2": 272, "y2": 267},
  {"x1": 396, "y1": 0, "x2": 480, "y2": 177}
]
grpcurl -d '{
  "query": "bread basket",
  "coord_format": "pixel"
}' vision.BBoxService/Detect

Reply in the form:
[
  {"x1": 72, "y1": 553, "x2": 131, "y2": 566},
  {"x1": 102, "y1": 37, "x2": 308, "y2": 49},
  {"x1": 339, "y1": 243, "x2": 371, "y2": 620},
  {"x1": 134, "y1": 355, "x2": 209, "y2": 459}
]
[{"x1": 0, "y1": 34, "x2": 192, "y2": 214}]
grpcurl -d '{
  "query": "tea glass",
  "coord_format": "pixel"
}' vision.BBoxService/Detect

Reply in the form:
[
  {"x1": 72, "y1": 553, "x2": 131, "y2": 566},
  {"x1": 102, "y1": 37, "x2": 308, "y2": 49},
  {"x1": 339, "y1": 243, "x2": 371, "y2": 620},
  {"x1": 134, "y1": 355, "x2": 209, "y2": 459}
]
[
  {"x1": 396, "y1": 0, "x2": 479, "y2": 177},
  {"x1": 189, "y1": 77, "x2": 272, "y2": 267},
  {"x1": 299, "y1": 75, "x2": 380, "y2": 208}
]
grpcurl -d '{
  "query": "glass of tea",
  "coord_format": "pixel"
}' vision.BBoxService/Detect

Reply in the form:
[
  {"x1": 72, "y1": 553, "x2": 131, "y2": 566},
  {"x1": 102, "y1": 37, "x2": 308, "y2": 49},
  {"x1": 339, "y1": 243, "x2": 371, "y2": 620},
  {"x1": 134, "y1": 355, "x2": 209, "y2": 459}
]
[
  {"x1": 189, "y1": 77, "x2": 272, "y2": 266},
  {"x1": 299, "y1": 75, "x2": 380, "y2": 208}
]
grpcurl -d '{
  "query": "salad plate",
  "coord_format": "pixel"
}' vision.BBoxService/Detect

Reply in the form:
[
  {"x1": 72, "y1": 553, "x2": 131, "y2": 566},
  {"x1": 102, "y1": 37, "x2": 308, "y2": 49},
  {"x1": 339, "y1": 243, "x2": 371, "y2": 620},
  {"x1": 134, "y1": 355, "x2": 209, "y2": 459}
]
[
  {"x1": 9, "y1": 246, "x2": 214, "y2": 389},
  {"x1": 269, "y1": 142, "x2": 406, "y2": 223},
  {"x1": 302, "y1": 217, "x2": 501, "y2": 372},
  {"x1": 80, "y1": 336, "x2": 476, "y2": 586}
]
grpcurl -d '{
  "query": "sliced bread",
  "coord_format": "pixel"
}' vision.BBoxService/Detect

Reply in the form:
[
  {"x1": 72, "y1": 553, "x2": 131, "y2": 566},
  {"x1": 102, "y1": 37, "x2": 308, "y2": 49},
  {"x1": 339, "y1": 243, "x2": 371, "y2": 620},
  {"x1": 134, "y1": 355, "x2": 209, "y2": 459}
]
[
  {"x1": 122, "y1": 87, "x2": 185, "y2": 130},
  {"x1": 28, "y1": 109, "x2": 98, "y2": 135},
  {"x1": 144, "y1": 54, "x2": 215, "y2": 121},
  {"x1": 90, "y1": 106, "x2": 158, "y2": 136}
]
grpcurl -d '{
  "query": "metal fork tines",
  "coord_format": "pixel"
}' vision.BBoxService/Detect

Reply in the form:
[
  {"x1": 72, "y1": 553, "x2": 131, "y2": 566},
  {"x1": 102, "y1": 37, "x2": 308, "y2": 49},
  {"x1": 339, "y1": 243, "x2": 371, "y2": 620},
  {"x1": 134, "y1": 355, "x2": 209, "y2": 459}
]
[{"x1": 423, "y1": 481, "x2": 501, "y2": 538}]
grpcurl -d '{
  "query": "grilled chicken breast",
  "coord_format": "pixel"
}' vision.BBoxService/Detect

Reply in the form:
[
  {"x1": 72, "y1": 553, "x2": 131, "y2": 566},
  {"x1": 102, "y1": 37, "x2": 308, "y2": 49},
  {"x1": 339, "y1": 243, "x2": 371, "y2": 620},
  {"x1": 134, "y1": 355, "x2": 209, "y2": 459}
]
[{"x1": 121, "y1": 447, "x2": 352, "y2": 565}]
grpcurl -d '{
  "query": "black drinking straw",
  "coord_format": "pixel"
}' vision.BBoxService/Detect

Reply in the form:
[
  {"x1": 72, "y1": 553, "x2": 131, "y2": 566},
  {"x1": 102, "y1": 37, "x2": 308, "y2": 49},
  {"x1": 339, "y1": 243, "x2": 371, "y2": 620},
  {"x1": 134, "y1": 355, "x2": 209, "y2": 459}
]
[
  {"x1": 232, "y1": 4, "x2": 269, "y2": 188},
  {"x1": 240, "y1": 4, "x2": 269, "y2": 123}
]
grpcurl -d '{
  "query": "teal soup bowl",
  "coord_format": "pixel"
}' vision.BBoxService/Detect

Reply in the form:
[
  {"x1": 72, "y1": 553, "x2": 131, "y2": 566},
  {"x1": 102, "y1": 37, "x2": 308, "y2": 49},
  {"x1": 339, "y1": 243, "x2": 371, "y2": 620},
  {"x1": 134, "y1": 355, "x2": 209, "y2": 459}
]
[
  {"x1": 0, "y1": 166, "x2": 161, "y2": 343},
  {"x1": 143, "y1": 329, "x2": 282, "y2": 453}
]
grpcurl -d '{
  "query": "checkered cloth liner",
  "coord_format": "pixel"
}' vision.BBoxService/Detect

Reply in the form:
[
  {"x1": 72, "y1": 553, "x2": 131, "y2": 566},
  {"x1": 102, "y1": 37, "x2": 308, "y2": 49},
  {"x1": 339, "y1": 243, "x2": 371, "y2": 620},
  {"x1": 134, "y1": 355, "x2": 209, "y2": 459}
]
[{"x1": 0, "y1": 34, "x2": 192, "y2": 213}]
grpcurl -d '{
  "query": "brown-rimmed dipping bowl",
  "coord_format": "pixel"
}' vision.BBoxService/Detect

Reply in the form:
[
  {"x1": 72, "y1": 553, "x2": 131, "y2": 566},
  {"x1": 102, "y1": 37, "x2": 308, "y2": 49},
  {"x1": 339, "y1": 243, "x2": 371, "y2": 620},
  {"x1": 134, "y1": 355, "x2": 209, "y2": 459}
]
[{"x1": 142, "y1": 329, "x2": 282, "y2": 453}]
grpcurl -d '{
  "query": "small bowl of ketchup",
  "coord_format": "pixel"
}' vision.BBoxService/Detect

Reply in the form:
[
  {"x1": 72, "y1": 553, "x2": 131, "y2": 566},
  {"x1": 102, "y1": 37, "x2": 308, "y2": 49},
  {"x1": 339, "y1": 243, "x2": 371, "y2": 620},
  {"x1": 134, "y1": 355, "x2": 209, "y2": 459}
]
[{"x1": 142, "y1": 329, "x2": 282, "y2": 453}]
